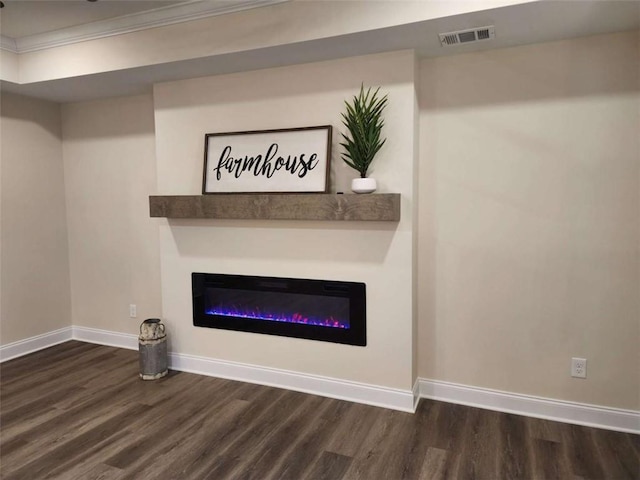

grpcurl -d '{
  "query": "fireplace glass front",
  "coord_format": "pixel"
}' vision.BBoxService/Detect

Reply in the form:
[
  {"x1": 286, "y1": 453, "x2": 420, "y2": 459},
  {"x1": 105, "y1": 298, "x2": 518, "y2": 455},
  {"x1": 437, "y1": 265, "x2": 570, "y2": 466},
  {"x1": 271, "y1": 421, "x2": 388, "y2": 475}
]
[{"x1": 192, "y1": 273, "x2": 366, "y2": 346}]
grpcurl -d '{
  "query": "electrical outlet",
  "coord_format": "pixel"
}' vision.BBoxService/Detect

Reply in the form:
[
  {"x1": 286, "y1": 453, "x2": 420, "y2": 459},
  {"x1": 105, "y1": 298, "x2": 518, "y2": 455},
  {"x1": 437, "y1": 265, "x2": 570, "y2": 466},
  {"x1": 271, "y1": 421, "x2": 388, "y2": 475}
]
[
  {"x1": 129, "y1": 304, "x2": 137, "y2": 318},
  {"x1": 571, "y1": 357, "x2": 587, "y2": 378}
]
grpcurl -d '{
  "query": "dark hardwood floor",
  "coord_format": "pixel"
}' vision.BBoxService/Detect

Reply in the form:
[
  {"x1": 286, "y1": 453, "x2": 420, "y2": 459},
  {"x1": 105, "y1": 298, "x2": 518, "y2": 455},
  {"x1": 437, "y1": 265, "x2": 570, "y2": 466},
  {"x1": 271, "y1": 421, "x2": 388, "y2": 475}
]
[{"x1": 1, "y1": 341, "x2": 638, "y2": 480}]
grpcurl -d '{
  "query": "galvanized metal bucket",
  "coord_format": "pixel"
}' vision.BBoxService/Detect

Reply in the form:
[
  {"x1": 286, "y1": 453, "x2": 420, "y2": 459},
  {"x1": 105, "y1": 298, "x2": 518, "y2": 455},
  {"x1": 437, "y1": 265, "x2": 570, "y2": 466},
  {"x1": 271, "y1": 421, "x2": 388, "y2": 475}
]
[{"x1": 138, "y1": 318, "x2": 168, "y2": 380}]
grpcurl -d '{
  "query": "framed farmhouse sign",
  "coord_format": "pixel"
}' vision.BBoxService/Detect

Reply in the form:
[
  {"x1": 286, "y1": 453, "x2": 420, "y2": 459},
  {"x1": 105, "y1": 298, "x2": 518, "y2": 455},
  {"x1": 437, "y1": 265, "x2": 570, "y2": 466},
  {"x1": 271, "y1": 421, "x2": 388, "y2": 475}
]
[{"x1": 203, "y1": 126, "x2": 332, "y2": 194}]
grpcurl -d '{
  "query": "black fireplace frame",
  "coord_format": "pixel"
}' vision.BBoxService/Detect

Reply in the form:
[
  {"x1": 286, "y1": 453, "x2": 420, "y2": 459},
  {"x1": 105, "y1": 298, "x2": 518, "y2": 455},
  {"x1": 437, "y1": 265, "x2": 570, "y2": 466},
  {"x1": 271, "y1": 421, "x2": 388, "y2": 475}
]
[{"x1": 192, "y1": 272, "x2": 366, "y2": 346}]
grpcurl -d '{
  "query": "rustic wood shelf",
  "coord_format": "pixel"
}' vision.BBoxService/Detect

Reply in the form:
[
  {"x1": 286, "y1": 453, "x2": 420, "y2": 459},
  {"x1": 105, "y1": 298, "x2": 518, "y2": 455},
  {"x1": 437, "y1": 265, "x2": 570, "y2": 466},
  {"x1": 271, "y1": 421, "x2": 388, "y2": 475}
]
[{"x1": 149, "y1": 194, "x2": 400, "y2": 221}]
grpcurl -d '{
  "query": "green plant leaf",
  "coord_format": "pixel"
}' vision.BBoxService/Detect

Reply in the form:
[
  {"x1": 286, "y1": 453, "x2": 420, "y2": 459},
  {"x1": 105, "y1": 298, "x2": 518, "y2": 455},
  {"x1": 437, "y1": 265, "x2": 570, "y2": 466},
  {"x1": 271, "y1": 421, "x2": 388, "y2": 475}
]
[{"x1": 339, "y1": 84, "x2": 388, "y2": 177}]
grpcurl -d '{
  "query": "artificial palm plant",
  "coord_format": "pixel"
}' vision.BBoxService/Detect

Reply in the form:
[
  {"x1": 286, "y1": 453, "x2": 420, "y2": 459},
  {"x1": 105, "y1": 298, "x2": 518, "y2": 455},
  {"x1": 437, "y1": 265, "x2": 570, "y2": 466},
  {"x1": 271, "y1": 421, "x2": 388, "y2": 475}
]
[{"x1": 340, "y1": 84, "x2": 388, "y2": 178}]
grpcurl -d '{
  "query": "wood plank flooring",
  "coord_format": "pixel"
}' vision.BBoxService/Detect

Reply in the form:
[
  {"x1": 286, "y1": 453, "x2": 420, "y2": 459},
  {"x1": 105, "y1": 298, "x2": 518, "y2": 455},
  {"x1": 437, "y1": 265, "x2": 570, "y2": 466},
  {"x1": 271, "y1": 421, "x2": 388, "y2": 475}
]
[{"x1": 1, "y1": 341, "x2": 638, "y2": 479}]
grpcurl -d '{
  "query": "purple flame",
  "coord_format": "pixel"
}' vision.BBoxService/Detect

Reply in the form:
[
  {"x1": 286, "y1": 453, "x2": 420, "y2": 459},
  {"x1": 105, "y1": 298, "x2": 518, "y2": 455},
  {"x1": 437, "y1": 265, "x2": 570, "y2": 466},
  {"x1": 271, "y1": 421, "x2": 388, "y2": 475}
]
[{"x1": 205, "y1": 307, "x2": 349, "y2": 329}]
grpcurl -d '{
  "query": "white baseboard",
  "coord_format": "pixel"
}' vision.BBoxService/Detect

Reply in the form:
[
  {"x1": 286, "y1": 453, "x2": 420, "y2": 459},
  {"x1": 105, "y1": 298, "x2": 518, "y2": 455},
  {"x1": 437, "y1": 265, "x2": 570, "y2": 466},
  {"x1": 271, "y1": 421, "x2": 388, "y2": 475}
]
[
  {"x1": 169, "y1": 351, "x2": 416, "y2": 413},
  {"x1": 412, "y1": 378, "x2": 421, "y2": 412},
  {"x1": 73, "y1": 327, "x2": 415, "y2": 412},
  {"x1": 418, "y1": 378, "x2": 640, "y2": 434},
  {"x1": 2, "y1": 325, "x2": 414, "y2": 412},
  {"x1": 71, "y1": 326, "x2": 138, "y2": 350},
  {"x1": 0, "y1": 327, "x2": 73, "y2": 363},
  {"x1": 3, "y1": 328, "x2": 637, "y2": 432},
  {"x1": 67, "y1": 327, "x2": 413, "y2": 411}
]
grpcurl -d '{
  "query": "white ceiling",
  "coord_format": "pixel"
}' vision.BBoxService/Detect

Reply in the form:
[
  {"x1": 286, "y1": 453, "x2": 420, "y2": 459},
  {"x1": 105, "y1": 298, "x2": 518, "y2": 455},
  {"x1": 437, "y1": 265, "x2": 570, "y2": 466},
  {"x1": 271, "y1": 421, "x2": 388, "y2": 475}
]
[{"x1": 1, "y1": 0, "x2": 639, "y2": 103}]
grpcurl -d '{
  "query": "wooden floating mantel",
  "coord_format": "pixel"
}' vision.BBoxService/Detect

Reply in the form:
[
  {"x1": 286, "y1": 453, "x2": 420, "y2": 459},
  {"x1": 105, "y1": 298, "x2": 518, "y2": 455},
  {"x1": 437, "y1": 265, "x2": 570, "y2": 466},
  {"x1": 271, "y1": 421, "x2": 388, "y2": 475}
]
[{"x1": 149, "y1": 194, "x2": 401, "y2": 221}]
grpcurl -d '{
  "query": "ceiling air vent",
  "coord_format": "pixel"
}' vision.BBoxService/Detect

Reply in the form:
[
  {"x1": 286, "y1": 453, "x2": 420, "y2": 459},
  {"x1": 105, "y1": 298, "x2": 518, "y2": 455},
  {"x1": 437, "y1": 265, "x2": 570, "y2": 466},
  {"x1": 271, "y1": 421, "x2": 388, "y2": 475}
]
[{"x1": 439, "y1": 26, "x2": 495, "y2": 47}]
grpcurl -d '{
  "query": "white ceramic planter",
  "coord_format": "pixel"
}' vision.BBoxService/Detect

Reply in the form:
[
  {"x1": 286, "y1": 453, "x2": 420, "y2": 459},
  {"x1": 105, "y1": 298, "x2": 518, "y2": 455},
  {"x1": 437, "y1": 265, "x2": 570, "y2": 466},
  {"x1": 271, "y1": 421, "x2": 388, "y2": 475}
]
[{"x1": 351, "y1": 178, "x2": 377, "y2": 194}]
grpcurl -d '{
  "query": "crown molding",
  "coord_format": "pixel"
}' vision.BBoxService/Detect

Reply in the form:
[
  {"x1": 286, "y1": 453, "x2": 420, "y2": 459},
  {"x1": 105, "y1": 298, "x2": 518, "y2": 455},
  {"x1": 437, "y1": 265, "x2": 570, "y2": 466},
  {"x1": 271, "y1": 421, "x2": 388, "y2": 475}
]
[
  {"x1": 0, "y1": 35, "x2": 18, "y2": 53},
  {"x1": 3, "y1": 0, "x2": 288, "y2": 54}
]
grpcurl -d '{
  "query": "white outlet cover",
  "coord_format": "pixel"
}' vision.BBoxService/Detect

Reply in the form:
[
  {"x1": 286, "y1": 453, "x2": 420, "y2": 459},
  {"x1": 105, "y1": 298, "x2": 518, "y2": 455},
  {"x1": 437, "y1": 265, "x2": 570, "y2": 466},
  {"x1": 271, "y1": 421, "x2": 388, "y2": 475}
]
[{"x1": 571, "y1": 357, "x2": 587, "y2": 378}]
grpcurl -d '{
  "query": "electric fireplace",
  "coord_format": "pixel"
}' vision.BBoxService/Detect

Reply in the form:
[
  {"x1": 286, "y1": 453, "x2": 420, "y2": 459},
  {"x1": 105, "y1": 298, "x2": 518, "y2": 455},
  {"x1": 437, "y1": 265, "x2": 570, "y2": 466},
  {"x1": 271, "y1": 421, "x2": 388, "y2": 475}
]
[{"x1": 192, "y1": 273, "x2": 366, "y2": 346}]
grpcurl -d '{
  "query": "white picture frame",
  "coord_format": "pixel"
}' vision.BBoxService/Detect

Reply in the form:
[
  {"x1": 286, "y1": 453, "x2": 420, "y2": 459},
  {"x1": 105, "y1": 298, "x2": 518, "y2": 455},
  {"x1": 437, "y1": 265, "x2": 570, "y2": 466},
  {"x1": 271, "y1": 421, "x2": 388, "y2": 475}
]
[{"x1": 203, "y1": 126, "x2": 332, "y2": 194}]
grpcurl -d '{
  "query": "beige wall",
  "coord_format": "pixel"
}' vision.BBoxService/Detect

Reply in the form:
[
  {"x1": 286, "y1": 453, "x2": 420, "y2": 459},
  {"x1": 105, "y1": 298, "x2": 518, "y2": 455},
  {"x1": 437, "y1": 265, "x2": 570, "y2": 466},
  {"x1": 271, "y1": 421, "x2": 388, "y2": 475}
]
[
  {"x1": 418, "y1": 31, "x2": 640, "y2": 410},
  {"x1": 4, "y1": 26, "x2": 637, "y2": 413},
  {"x1": 0, "y1": 92, "x2": 71, "y2": 344},
  {"x1": 0, "y1": 49, "x2": 19, "y2": 83},
  {"x1": 61, "y1": 94, "x2": 162, "y2": 335},
  {"x1": 154, "y1": 51, "x2": 418, "y2": 390}
]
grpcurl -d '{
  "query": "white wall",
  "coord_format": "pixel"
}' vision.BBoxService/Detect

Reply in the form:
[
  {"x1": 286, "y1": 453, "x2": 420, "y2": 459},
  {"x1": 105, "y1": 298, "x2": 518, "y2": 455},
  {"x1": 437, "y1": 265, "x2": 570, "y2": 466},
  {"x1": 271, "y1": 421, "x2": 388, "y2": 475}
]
[
  {"x1": 61, "y1": 94, "x2": 162, "y2": 335},
  {"x1": 0, "y1": 92, "x2": 71, "y2": 344},
  {"x1": 153, "y1": 51, "x2": 418, "y2": 390},
  {"x1": 418, "y1": 31, "x2": 639, "y2": 410}
]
